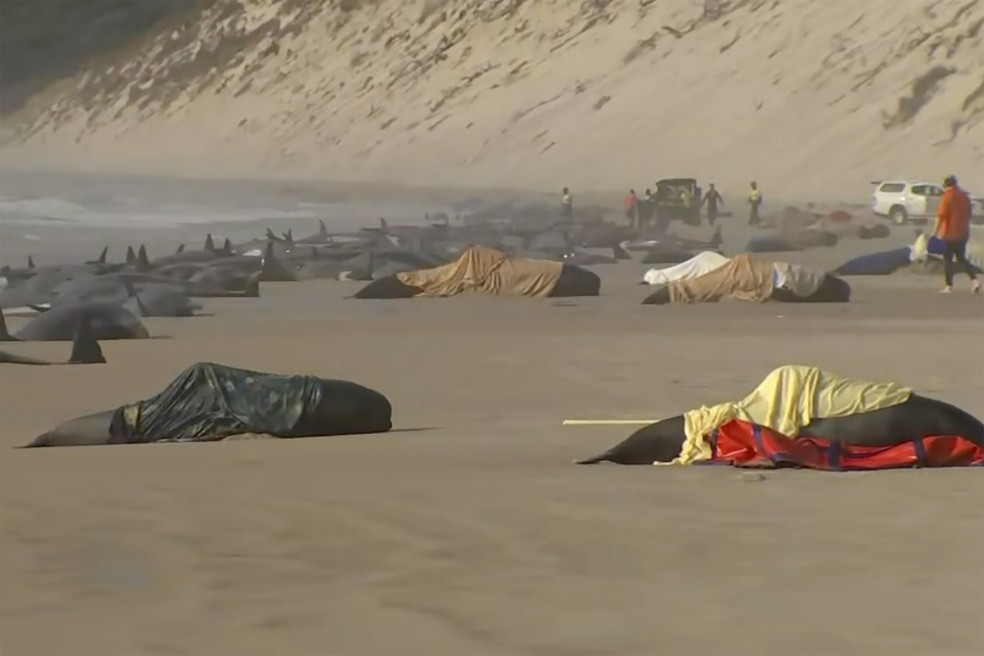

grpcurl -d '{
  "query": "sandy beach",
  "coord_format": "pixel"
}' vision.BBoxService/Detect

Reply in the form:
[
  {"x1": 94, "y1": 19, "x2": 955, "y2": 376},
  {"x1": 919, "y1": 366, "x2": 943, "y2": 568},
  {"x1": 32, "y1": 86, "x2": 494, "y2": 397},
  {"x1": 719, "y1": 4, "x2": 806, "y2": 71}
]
[
  {"x1": 1, "y1": 196, "x2": 982, "y2": 655},
  {"x1": 1, "y1": 0, "x2": 983, "y2": 651}
]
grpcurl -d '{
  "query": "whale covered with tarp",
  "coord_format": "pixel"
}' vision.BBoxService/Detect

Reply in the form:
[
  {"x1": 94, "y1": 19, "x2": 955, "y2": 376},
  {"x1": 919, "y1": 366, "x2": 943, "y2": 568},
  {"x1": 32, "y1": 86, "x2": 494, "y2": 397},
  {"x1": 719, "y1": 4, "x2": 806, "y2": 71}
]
[
  {"x1": 353, "y1": 245, "x2": 601, "y2": 299},
  {"x1": 578, "y1": 365, "x2": 984, "y2": 470},
  {"x1": 642, "y1": 251, "x2": 730, "y2": 285},
  {"x1": 642, "y1": 253, "x2": 850, "y2": 304},
  {"x1": 105, "y1": 362, "x2": 392, "y2": 444},
  {"x1": 835, "y1": 229, "x2": 984, "y2": 276}
]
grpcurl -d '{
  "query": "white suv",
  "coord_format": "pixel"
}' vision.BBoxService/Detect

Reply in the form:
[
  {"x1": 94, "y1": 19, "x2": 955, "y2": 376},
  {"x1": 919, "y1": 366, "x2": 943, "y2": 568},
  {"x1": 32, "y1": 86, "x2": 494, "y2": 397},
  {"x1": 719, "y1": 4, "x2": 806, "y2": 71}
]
[{"x1": 870, "y1": 180, "x2": 944, "y2": 225}]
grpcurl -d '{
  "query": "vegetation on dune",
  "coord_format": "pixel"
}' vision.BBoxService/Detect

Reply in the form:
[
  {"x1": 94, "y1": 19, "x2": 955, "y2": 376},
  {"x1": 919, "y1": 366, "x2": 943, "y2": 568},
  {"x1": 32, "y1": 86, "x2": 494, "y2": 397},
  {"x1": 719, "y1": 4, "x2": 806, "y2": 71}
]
[{"x1": 0, "y1": 0, "x2": 203, "y2": 115}]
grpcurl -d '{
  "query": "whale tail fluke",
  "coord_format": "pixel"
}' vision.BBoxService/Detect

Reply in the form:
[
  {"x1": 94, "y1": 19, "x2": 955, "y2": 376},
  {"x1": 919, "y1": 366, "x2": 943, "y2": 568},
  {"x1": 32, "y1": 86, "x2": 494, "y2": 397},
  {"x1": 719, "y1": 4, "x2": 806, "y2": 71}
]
[
  {"x1": 68, "y1": 316, "x2": 106, "y2": 364},
  {"x1": 710, "y1": 225, "x2": 723, "y2": 250}
]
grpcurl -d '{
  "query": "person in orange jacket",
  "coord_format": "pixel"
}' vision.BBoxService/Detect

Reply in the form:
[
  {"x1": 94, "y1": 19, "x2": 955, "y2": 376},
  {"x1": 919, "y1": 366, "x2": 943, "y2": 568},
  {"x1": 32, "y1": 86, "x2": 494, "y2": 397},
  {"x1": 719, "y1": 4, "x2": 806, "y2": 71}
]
[
  {"x1": 934, "y1": 175, "x2": 979, "y2": 294},
  {"x1": 624, "y1": 189, "x2": 639, "y2": 228}
]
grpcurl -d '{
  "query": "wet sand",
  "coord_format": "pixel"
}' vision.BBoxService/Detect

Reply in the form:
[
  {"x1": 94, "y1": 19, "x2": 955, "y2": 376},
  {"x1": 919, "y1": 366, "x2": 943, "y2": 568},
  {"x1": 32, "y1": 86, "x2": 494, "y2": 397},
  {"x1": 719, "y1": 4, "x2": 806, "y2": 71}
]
[{"x1": 1, "y1": 226, "x2": 983, "y2": 655}]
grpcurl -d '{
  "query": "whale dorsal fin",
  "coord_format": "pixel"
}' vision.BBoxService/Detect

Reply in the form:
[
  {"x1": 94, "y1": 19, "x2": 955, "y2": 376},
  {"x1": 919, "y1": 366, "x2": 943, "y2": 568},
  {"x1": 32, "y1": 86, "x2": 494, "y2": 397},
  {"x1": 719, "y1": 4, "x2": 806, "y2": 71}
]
[
  {"x1": 204, "y1": 234, "x2": 215, "y2": 252},
  {"x1": 137, "y1": 245, "x2": 151, "y2": 273},
  {"x1": 319, "y1": 220, "x2": 328, "y2": 239},
  {"x1": 68, "y1": 315, "x2": 106, "y2": 364},
  {"x1": 126, "y1": 246, "x2": 136, "y2": 264},
  {"x1": 96, "y1": 246, "x2": 107, "y2": 264},
  {"x1": 27, "y1": 255, "x2": 35, "y2": 268},
  {"x1": 222, "y1": 238, "x2": 233, "y2": 255},
  {"x1": 260, "y1": 240, "x2": 298, "y2": 282}
]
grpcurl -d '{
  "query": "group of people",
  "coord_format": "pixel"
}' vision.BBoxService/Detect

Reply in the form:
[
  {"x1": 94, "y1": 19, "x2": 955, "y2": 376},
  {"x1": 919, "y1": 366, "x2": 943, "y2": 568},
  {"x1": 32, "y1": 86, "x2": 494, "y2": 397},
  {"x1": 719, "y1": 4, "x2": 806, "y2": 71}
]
[
  {"x1": 620, "y1": 181, "x2": 763, "y2": 229},
  {"x1": 564, "y1": 173, "x2": 978, "y2": 295}
]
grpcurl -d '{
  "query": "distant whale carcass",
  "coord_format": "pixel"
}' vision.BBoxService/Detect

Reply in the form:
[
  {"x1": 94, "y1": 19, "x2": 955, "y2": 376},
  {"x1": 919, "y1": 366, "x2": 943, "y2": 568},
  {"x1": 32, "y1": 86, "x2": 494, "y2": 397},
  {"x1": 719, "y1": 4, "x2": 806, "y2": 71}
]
[
  {"x1": 0, "y1": 313, "x2": 106, "y2": 365},
  {"x1": 2, "y1": 302, "x2": 149, "y2": 341}
]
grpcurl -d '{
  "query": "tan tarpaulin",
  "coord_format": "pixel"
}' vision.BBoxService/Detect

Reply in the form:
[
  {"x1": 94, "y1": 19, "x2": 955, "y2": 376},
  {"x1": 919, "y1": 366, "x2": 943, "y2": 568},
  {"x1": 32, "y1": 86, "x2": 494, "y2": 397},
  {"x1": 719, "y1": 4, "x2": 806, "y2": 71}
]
[
  {"x1": 397, "y1": 245, "x2": 563, "y2": 297},
  {"x1": 666, "y1": 365, "x2": 912, "y2": 464},
  {"x1": 666, "y1": 253, "x2": 826, "y2": 303},
  {"x1": 668, "y1": 252, "x2": 776, "y2": 303}
]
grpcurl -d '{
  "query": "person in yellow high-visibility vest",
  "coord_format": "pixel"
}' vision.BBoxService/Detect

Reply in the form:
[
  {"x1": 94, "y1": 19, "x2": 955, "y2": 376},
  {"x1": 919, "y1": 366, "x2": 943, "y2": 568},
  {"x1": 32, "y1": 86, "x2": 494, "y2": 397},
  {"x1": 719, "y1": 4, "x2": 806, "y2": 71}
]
[{"x1": 747, "y1": 181, "x2": 762, "y2": 226}]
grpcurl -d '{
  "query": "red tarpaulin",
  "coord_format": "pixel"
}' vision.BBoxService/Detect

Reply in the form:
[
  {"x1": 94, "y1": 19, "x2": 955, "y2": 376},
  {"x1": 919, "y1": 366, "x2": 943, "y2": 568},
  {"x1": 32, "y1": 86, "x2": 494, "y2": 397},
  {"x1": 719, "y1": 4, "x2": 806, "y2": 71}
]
[{"x1": 706, "y1": 419, "x2": 984, "y2": 470}]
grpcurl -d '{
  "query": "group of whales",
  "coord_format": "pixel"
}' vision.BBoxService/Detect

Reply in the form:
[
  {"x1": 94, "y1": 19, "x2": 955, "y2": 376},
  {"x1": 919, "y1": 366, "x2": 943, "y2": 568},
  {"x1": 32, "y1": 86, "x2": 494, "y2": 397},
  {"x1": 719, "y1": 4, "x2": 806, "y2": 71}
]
[{"x1": 0, "y1": 214, "x2": 727, "y2": 349}]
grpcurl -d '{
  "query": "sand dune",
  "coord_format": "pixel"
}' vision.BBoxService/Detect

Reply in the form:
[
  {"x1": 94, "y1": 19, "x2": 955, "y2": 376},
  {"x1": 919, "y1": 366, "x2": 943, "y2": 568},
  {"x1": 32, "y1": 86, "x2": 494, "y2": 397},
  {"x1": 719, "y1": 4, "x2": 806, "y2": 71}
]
[{"x1": 2, "y1": 0, "x2": 982, "y2": 199}]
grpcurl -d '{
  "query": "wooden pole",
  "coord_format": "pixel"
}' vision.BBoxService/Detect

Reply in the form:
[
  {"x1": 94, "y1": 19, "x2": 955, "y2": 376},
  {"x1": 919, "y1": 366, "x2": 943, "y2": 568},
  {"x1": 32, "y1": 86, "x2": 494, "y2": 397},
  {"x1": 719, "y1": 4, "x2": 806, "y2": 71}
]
[{"x1": 562, "y1": 419, "x2": 659, "y2": 426}]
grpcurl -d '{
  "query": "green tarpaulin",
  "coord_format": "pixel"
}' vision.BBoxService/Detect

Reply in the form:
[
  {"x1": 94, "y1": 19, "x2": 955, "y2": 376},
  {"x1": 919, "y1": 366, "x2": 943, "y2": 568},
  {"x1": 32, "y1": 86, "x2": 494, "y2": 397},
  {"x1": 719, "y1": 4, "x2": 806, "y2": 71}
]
[{"x1": 109, "y1": 362, "x2": 391, "y2": 443}]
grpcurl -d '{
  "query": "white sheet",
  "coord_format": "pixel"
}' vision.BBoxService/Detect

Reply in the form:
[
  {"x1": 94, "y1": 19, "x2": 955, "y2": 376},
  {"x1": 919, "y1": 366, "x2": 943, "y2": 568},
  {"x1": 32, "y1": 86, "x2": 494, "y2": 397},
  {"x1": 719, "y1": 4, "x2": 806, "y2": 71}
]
[
  {"x1": 773, "y1": 262, "x2": 826, "y2": 297},
  {"x1": 642, "y1": 251, "x2": 730, "y2": 285}
]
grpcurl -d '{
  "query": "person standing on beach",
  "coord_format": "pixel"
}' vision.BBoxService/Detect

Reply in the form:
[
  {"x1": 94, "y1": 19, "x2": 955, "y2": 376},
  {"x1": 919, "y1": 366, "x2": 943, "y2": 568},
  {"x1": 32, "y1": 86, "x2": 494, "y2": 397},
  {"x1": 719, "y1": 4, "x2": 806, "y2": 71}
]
[
  {"x1": 624, "y1": 189, "x2": 638, "y2": 228},
  {"x1": 747, "y1": 181, "x2": 762, "y2": 227},
  {"x1": 702, "y1": 183, "x2": 724, "y2": 226},
  {"x1": 561, "y1": 187, "x2": 573, "y2": 221},
  {"x1": 934, "y1": 175, "x2": 980, "y2": 294}
]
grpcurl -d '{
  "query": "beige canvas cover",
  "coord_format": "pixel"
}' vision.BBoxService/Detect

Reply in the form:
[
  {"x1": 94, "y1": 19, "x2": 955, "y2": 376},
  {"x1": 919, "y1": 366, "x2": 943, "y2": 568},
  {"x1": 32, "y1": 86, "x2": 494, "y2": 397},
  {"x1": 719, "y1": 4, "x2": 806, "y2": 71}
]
[
  {"x1": 667, "y1": 254, "x2": 827, "y2": 303},
  {"x1": 668, "y1": 252, "x2": 776, "y2": 303},
  {"x1": 397, "y1": 245, "x2": 563, "y2": 297}
]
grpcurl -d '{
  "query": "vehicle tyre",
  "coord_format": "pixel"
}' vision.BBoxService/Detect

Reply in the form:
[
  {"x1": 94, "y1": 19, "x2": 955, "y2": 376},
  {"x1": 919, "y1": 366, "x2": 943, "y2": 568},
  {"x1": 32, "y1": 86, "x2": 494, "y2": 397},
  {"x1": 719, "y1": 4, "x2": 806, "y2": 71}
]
[{"x1": 890, "y1": 206, "x2": 908, "y2": 225}]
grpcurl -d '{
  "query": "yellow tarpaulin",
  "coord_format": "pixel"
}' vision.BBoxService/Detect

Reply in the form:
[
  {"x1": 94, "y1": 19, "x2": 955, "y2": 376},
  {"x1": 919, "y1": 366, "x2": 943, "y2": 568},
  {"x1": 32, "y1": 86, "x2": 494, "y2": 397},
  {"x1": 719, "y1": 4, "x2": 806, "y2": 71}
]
[
  {"x1": 670, "y1": 365, "x2": 912, "y2": 465},
  {"x1": 397, "y1": 245, "x2": 563, "y2": 297}
]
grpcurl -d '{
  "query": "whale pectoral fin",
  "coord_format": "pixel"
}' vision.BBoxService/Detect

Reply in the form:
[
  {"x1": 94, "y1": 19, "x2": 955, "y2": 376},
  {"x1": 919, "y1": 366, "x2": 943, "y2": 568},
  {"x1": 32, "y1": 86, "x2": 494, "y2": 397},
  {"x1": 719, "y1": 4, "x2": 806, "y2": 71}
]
[{"x1": 574, "y1": 454, "x2": 607, "y2": 465}]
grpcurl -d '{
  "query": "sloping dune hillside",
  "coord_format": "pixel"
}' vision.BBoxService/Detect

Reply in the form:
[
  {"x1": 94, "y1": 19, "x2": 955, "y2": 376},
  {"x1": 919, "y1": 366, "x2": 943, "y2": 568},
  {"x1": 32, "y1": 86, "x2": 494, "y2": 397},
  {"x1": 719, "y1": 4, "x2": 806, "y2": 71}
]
[{"x1": 1, "y1": 0, "x2": 982, "y2": 199}]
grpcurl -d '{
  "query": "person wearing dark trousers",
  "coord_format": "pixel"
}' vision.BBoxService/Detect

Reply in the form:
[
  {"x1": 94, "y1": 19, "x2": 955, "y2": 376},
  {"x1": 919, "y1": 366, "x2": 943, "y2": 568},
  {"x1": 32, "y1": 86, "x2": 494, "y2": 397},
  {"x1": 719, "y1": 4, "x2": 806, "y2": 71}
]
[
  {"x1": 747, "y1": 181, "x2": 762, "y2": 227},
  {"x1": 935, "y1": 175, "x2": 980, "y2": 294},
  {"x1": 702, "y1": 183, "x2": 724, "y2": 226},
  {"x1": 561, "y1": 187, "x2": 573, "y2": 221},
  {"x1": 624, "y1": 189, "x2": 639, "y2": 228}
]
